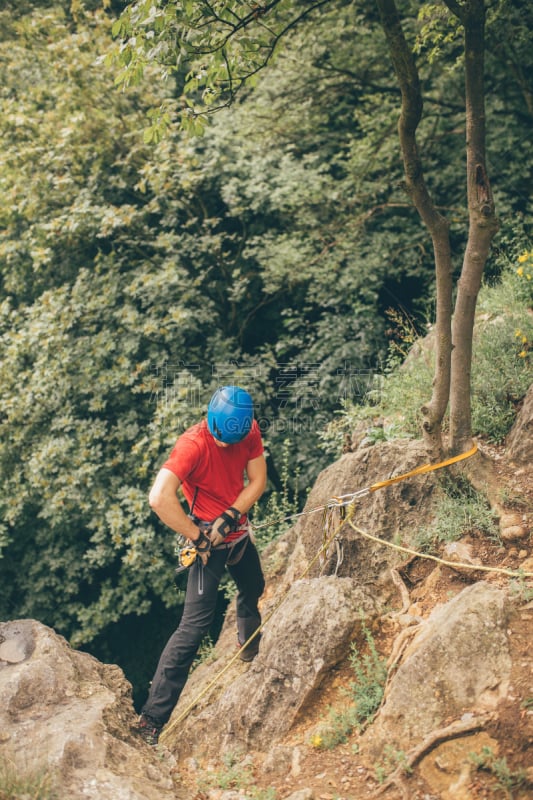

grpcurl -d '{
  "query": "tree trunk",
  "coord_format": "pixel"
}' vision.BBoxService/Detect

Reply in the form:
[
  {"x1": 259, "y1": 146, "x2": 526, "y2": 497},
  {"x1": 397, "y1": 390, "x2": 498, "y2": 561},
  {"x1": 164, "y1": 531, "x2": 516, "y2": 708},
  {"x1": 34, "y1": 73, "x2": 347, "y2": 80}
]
[
  {"x1": 446, "y1": 0, "x2": 499, "y2": 453},
  {"x1": 376, "y1": 0, "x2": 453, "y2": 460}
]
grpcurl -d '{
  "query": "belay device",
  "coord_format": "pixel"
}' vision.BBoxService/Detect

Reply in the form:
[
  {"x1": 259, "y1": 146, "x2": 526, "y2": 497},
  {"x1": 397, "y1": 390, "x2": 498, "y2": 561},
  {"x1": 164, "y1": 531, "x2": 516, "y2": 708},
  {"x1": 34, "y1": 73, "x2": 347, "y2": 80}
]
[
  {"x1": 174, "y1": 542, "x2": 198, "y2": 588},
  {"x1": 173, "y1": 508, "x2": 244, "y2": 586},
  {"x1": 173, "y1": 520, "x2": 212, "y2": 586},
  {"x1": 176, "y1": 544, "x2": 197, "y2": 571}
]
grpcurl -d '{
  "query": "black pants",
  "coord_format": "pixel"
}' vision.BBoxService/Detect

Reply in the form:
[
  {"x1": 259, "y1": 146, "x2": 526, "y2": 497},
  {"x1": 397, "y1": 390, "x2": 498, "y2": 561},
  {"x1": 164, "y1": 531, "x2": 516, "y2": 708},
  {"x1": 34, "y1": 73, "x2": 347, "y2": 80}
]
[{"x1": 141, "y1": 537, "x2": 265, "y2": 725}]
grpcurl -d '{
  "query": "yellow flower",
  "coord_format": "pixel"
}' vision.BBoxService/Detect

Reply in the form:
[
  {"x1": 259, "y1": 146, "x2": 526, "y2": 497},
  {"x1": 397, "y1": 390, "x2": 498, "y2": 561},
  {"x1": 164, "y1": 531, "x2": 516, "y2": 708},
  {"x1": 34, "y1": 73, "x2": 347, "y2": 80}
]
[
  {"x1": 311, "y1": 734, "x2": 323, "y2": 748},
  {"x1": 522, "y1": 336, "x2": 528, "y2": 344},
  {"x1": 518, "y1": 350, "x2": 527, "y2": 358},
  {"x1": 527, "y1": 274, "x2": 532, "y2": 280},
  {"x1": 518, "y1": 253, "x2": 528, "y2": 263},
  {"x1": 515, "y1": 329, "x2": 522, "y2": 337},
  {"x1": 517, "y1": 267, "x2": 524, "y2": 277}
]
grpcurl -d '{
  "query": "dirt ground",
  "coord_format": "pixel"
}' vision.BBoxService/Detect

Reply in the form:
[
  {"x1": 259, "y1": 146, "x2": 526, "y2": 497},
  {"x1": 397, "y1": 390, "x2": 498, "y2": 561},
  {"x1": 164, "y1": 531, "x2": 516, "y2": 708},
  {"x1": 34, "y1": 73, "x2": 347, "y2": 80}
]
[{"x1": 178, "y1": 441, "x2": 533, "y2": 800}]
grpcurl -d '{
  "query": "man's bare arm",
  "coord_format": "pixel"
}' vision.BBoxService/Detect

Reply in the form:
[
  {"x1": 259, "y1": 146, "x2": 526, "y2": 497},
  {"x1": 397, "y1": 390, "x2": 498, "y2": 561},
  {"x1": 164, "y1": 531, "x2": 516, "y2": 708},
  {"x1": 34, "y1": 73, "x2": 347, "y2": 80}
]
[
  {"x1": 230, "y1": 454, "x2": 267, "y2": 515},
  {"x1": 148, "y1": 468, "x2": 200, "y2": 541}
]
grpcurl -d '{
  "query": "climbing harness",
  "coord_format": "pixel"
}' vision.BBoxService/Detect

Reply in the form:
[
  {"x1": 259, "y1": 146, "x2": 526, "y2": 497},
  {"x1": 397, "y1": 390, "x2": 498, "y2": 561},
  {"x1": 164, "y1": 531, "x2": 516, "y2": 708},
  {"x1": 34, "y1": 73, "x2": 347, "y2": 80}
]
[
  {"x1": 174, "y1": 514, "x2": 251, "y2": 583},
  {"x1": 160, "y1": 441, "x2": 533, "y2": 744}
]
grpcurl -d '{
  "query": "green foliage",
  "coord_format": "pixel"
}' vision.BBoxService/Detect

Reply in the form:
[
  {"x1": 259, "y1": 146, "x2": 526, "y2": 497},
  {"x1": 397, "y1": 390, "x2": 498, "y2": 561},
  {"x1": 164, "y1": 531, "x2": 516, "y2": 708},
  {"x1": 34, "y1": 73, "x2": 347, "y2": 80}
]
[
  {"x1": 254, "y1": 439, "x2": 301, "y2": 547},
  {"x1": 198, "y1": 751, "x2": 276, "y2": 800},
  {"x1": 323, "y1": 254, "x2": 533, "y2": 456},
  {"x1": 0, "y1": 758, "x2": 57, "y2": 800},
  {"x1": 469, "y1": 746, "x2": 527, "y2": 799},
  {"x1": 192, "y1": 633, "x2": 217, "y2": 668},
  {"x1": 415, "y1": 3, "x2": 463, "y2": 66},
  {"x1": 319, "y1": 332, "x2": 433, "y2": 455},
  {"x1": 509, "y1": 572, "x2": 533, "y2": 604},
  {"x1": 0, "y1": 261, "x2": 210, "y2": 645},
  {"x1": 310, "y1": 615, "x2": 387, "y2": 749},
  {"x1": 111, "y1": 0, "x2": 324, "y2": 126},
  {"x1": 0, "y1": 3, "x2": 160, "y2": 304},
  {"x1": 310, "y1": 704, "x2": 361, "y2": 750},
  {"x1": 374, "y1": 745, "x2": 412, "y2": 784},
  {"x1": 344, "y1": 621, "x2": 388, "y2": 723},
  {"x1": 472, "y1": 254, "x2": 533, "y2": 442},
  {"x1": 414, "y1": 477, "x2": 499, "y2": 554}
]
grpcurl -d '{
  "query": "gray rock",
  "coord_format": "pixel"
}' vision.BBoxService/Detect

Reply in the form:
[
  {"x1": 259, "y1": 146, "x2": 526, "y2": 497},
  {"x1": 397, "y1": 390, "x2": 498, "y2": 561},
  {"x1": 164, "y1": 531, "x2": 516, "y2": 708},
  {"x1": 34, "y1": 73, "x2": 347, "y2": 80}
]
[
  {"x1": 364, "y1": 582, "x2": 511, "y2": 754},
  {"x1": 168, "y1": 576, "x2": 376, "y2": 758},
  {"x1": 506, "y1": 382, "x2": 533, "y2": 465},
  {"x1": 0, "y1": 619, "x2": 177, "y2": 800},
  {"x1": 285, "y1": 439, "x2": 438, "y2": 596}
]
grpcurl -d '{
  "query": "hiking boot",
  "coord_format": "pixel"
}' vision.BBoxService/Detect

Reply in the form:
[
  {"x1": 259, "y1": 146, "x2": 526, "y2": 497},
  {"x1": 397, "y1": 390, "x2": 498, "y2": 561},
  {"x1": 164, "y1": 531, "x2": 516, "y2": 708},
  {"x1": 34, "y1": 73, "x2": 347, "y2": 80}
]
[
  {"x1": 136, "y1": 714, "x2": 163, "y2": 746},
  {"x1": 238, "y1": 633, "x2": 261, "y2": 662}
]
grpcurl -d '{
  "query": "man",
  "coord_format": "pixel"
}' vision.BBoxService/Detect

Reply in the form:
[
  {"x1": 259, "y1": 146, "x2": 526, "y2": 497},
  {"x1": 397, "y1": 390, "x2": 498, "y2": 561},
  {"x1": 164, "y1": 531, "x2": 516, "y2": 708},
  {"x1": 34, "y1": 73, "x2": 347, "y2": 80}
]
[{"x1": 136, "y1": 385, "x2": 267, "y2": 746}]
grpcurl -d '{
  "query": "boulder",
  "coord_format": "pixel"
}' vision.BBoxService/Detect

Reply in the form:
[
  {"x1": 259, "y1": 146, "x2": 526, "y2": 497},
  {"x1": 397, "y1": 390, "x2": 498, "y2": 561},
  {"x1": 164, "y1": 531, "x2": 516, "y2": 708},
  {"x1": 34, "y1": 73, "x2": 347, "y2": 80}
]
[
  {"x1": 363, "y1": 582, "x2": 511, "y2": 755},
  {"x1": 0, "y1": 619, "x2": 177, "y2": 800},
  {"x1": 284, "y1": 439, "x2": 438, "y2": 597},
  {"x1": 166, "y1": 576, "x2": 377, "y2": 759},
  {"x1": 164, "y1": 439, "x2": 449, "y2": 762}
]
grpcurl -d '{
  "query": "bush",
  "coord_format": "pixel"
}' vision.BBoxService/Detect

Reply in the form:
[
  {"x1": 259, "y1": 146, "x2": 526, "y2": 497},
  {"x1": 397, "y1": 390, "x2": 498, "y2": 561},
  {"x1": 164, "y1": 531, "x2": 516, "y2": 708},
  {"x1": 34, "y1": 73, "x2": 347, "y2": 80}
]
[
  {"x1": 310, "y1": 615, "x2": 387, "y2": 749},
  {"x1": 322, "y1": 255, "x2": 532, "y2": 453},
  {"x1": 0, "y1": 759, "x2": 57, "y2": 800},
  {"x1": 414, "y1": 477, "x2": 499, "y2": 554},
  {"x1": 472, "y1": 257, "x2": 533, "y2": 441}
]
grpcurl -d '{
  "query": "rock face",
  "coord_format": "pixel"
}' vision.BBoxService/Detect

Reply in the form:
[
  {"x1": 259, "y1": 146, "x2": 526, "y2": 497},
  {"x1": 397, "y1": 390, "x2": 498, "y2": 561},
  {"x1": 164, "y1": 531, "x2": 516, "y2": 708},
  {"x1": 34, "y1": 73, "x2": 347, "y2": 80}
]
[
  {"x1": 506, "y1": 382, "x2": 533, "y2": 465},
  {"x1": 1, "y1": 428, "x2": 530, "y2": 800},
  {"x1": 0, "y1": 619, "x2": 176, "y2": 800},
  {"x1": 165, "y1": 440, "x2": 442, "y2": 762},
  {"x1": 282, "y1": 439, "x2": 438, "y2": 595},
  {"x1": 363, "y1": 583, "x2": 512, "y2": 755},
  {"x1": 168, "y1": 576, "x2": 377, "y2": 759}
]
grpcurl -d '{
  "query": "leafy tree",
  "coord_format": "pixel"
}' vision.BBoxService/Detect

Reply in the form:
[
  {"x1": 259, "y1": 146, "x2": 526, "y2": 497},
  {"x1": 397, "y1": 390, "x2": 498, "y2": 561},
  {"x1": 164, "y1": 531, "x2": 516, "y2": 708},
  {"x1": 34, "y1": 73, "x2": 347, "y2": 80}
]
[
  {"x1": 0, "y1": 2, "x2": 205, "y2": 645},
  {"x1": 0, "y1": 0, "x2": 387, "y2": 650},
  {"x1": 113, "y1": 0, "x2": 532, "y2": 456}
]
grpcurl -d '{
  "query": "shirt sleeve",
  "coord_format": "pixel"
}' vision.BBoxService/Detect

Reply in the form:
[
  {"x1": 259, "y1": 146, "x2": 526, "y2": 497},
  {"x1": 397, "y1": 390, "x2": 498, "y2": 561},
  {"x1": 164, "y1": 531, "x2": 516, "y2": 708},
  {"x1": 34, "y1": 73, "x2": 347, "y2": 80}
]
[
  {"x1": 246, "y1": 420, "x2": 264, "y2": 461},
  {"x1": 162, "y1": 434, "x2": 201, "y2": 482}
]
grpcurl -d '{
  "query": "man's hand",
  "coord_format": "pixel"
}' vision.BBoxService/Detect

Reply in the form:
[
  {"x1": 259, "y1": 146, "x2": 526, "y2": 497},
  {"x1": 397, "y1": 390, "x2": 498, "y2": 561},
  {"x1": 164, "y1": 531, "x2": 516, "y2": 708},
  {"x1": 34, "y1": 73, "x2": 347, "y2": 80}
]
[
  {"x1": 209, "y1": 507, "x2": 241, "y2": 547},
  {"x1": 192, "y1": 528, "x2": 212, "y2": 566}
]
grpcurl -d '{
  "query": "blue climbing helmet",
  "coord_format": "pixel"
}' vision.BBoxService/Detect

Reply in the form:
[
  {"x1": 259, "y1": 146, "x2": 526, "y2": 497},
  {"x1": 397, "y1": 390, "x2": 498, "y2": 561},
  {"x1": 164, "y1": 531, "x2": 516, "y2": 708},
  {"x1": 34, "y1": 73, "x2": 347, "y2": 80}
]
[{"x1": 207, "y1": 386, "x2": 254, "y2": 444}]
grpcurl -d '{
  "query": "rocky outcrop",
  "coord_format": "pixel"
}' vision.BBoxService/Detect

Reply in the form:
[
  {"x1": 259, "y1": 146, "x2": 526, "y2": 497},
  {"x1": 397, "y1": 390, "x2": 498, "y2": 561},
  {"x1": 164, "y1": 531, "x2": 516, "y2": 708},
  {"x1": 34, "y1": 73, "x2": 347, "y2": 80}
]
[
  {"x1": 167, "y1": 576, "x2": 377, "y2": 759},
  {"x1": 362, "y1": 583, "x2": 511, "y2": 755},
  {"x1": 164, "y1": 438, "x2": 441, "y2": 761},
  {"x1": 506, "y1": 382, "x2": 533, "y2": 465},
  {"x1": 280, "y1": 439, "x2": 438, "y2": 594},
  {"x1": 1, "y1": 429, "x2": 530, "y2": 800},
  {"x1": 0, "y1": 619, "x2": 176, "y2": 800}
]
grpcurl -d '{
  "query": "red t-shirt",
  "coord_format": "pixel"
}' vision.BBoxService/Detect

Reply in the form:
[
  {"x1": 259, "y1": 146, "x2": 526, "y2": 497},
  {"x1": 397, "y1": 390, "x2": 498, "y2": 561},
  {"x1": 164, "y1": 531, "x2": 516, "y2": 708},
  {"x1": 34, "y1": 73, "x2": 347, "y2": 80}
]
[{"x1": 162, "y1": 419, "x2": 264, "y2": 522}]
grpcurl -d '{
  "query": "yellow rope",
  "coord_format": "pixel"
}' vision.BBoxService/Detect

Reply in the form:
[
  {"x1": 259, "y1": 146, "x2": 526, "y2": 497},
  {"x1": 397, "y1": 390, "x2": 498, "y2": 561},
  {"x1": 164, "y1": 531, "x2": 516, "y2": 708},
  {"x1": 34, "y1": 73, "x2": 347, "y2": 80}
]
[
  {"x1": 347, "y1": 519, "x2": 533, "y2": 578},
  {"x1": 160, "y1": 503, "x2": 357, "y2": 742},
  {"x1": 367, "y1": 442, "x2": 479, "y2": 493},
  {"x1": 254, "y1": 442, "x2": 479, "y2": 528}
]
